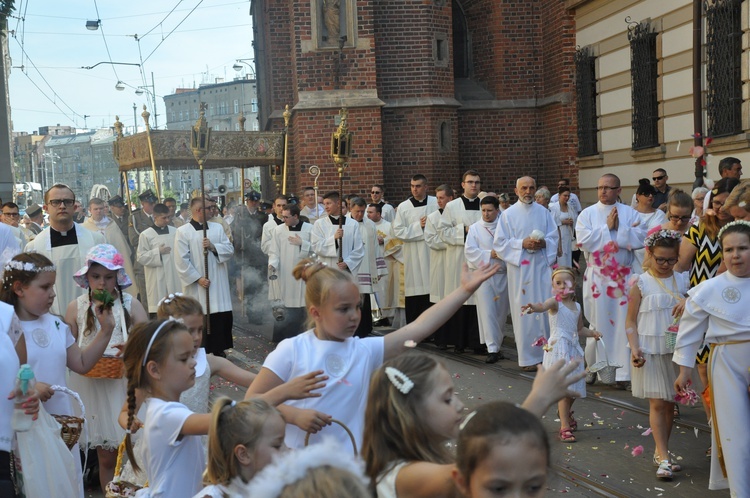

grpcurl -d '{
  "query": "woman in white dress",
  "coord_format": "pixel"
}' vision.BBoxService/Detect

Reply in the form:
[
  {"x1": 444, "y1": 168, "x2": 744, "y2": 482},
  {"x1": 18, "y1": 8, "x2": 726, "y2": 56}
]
[
  {"x1": 549, "y1": 186, "x2": 578, "y2": 267},
  {"x1": 633, "y1": 179, "x2": 667, "y2": 273}
]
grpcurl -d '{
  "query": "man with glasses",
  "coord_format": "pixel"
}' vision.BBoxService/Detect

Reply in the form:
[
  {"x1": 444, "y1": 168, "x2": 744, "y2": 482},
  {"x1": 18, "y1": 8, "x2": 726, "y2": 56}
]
[
  {"x1": 651, "y1": 168, "x2": 671, "y2": 212},
  {"x1": 393, "y1": 174, "x2": 438, "y2": 323},
  {"x1": 370, "y1": 184, "x2": 395, "y2": 223},
  {"x1": 2, "y1": 202, "x2": 27, "y2": 248},
  {"x1": 300, "y1": 187, "x2": 325, "y2": 224},
  {"x1": 576, "y1": 174, "x2": 646, "y2": 387},
  {"x1": 25, "y1": 184, "x2": 105, "y2": 316},
  {"x1": 438, "y1": 170, "x2": 484, "y2": 354}
]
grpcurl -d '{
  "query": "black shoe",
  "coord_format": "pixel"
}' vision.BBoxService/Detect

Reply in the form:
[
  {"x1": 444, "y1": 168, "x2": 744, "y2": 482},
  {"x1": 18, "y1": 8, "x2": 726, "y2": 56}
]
[
  {"x1": 436, "y1": 344, "x2": 448, "y2": 351},
  {"x1": 454, "y1": 347, "x2": 465, "y2": 354},
  {"x1": 485, "y1": 352, "x2": 502, "y2": 364},
  {"x1": 473, "y1": 347, "x2": 488, "y2": 355}
]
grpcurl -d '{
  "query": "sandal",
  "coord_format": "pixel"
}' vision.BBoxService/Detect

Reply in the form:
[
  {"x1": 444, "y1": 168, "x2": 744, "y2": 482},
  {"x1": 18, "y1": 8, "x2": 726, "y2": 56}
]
[
  {"x1": 653, "y1": 453, "x2": 682, "y2": 473},
  {"x1": 673, "y1": 405, "x2": 680, "y2": 419},
  {"x1": 569, "y1": 411, "x2": 577, "y2": 432},
  {"x1": 559, "y1": 428, "x2": 576, "y2": 442},
  {"x1": 656, "y1": 460, "x2": 673, "y2": 480}
]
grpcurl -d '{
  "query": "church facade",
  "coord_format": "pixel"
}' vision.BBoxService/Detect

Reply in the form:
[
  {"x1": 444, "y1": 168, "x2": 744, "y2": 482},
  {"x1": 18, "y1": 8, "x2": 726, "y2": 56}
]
[{"x1": 251, "y1": 0, "x2": 578, "y2": 201}]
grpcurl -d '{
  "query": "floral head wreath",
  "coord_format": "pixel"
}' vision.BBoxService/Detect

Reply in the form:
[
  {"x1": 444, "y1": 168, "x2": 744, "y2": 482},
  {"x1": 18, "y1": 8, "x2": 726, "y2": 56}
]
[
  {"x1": 718, "y1": 220, "x2": 750, "y2": 240},
  {"x1": 384, "y1": 366, "x2": 414, "y2": 394},
  {"x1": 4, "y1": 259, "x2": 56, "y2": 274},
  {"x1": 243, "y1": 437, "x2": 368, "y2": 497},
  {"x1": 644, "y1": 229, "x2": 682, "y2": 248}
]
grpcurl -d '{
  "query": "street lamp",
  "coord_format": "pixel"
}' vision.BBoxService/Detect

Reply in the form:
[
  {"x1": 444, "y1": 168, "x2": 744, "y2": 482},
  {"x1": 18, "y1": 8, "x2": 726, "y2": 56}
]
[
  {"x1": 115, "y1": 81, "x2": 125, "y2": 91},
  {"x1": 86, "y1": 20, "x2": 101, "y2": 30},
  {"x1": 232, "y1": 58, "x2": 256, "y2": 78}
]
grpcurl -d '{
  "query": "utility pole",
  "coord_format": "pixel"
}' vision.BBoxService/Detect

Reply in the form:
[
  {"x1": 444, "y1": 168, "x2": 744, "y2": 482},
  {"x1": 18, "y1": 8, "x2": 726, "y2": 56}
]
[{"x1": 0, "y1": 2, "x2": 16, "y2": 204}]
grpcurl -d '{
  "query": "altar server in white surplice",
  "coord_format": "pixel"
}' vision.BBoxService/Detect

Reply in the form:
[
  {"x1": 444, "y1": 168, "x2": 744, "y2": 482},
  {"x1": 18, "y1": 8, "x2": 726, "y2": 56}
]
[
  {"x1": 493, "y1": 176, "x2": 559, "y2": 369},
  {"x1": 576, "y1": 173, "x2": 646, "y2": 384},
  {"x1": 466, "y1": 196, "x2": 509, "y2": 364},
  {"x1": 268, "y1": 204, "x2": 312, "y2": 342},
  {"x1": 424, "y1": 185, "x2": 454, "y2": 348},
  {"x1": 438, "y1": 170, "x2": 483, "y2": 353},
  {"x1": 261, "y1": 195, "x2": 287, "y2": 255},
  {"x1": 25, "y1": 185, "x2": 105, "y2": 317},
  {"x1": 392, "y1": 174, "x2": 438, "y2": 323},
  {"x1": 367, "y1": 203, "x2": 403, "y2": 325},
  {"x1": 136, "y1": 203, "x2": 181, "y2": 314},
  {"x1": 349, "y1": 197, "x2": 387, "y2": 338},
  {"x1": 175, "y1": 197, "x2": 235, "y2": 357},
  {"x1": 311, "y1": 191, "x2": 364, "y2": 273},
  {"x1": 300, "y1": 186, "x2": 325, "y2": 224},
  {"x1": 83, "y1": 197, "x2": 139, "y2": 298}
]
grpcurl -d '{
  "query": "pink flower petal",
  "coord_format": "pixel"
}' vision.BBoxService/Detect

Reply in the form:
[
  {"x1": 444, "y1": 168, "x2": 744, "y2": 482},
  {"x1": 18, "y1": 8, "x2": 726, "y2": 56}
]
[
  {"x1": 631, "y1": 445, "x2": 644, "y2": 457},
  {"x1": 521, "y1": 259, "x2": 530, "y2": 266},
  {"x1": 641, "y1": 427, "x2": 652, "y2": 436}
]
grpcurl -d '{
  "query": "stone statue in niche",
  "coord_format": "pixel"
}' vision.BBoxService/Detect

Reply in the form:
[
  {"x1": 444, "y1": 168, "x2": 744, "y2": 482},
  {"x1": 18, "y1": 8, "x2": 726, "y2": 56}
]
[{"x1": 321, "y1": 0, "x2": 341, "y2": 44}]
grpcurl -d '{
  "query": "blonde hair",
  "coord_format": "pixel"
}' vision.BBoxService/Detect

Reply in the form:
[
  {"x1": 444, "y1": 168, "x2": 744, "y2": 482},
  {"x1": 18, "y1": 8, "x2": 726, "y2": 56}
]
[
  {"x1": 362, "y1": 352, "x2": 452, "y2": 485},
  {"x1": 722, "y1": 179, "x2": 750, "y2": 214},
  {"x1": 551, "y1": 266, "x2": 575, "y2": 281},
  {"x1": 278, "y1": 466, "x2": 370, "y2": 498},
  {"x1": 122, "y1": 319, "x2": 190, "y2": 472},
  {"x1": 292, "y1": 259, "x2": 357, "y2": 328},
  {"x1": 157, "y1": 294, "x2": 203, "y2": 319},
  {"x1": 204, "y1": 397, "x2": 281, "y2": 485}
]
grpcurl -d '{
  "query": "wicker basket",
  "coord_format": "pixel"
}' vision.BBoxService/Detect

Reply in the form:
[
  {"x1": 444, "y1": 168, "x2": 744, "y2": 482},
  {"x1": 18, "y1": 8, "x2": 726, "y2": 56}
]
[
  {"x1": 586, "y1": 338, "x2": 622, "y2": 385},
  {"x1": 304, "y1": 419, "x2": 358, "y2": 455},
  {"x1": 49, "y1": 385, "x2": 86, "y2": 450},
  {"x1": 665, "y1": 330, "x2": 678, "y2": 352},
  {"x1": 105, "y1": 439, "x2": 143, "y2": 498},
  {"x1": 84, "y1": 355, "x2": 124, "y2": 379}
]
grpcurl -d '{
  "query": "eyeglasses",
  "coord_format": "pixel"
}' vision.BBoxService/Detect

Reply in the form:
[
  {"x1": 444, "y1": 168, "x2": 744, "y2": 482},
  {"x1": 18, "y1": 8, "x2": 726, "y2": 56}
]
[
  {"x1": 48, "y1": 199, "x2": 75, "y2": 207},
  {"x1": 371, "y1": 190, "x2": 381, "y2": 194},
  {"x1": 596, "y1": 186, "x2": 619, "y2": 192},
  {"x1": 2, "y1": 212, "x2": 19, "y2": 217},
  {"x1": 652, "y1": 175, "x2": 666, "y2": 181},
  {"x1": 654, "y1": 257, "x2": 678, "y2": 265},
  {"x1": 668, "y1": 214, "x2": 692, "y2": 222},
  {"x1": 639, "y1": 192, "x2": 654, "y2": 197},
  {"x1": 712, "y1": 201, "x2": 725, "y2": 209}
]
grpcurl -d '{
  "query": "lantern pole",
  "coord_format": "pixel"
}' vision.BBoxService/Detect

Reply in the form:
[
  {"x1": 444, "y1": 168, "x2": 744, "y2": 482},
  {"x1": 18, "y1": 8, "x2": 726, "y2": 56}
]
[
  {"x1": 113, "y1": 116, "x2": 132, "y2": 210},
  {"x1": 281, "y1": 105, "x2": 291, "y2": 195},
  {"x1": 331, "y1": 108, "x2": 353, "y2": 264},
  {"x1": 191, "y1": 104, "x2": 212, "y2": 335},
  {"x1": 141, "y1": 105, "x2": 161, "y2": 200}
]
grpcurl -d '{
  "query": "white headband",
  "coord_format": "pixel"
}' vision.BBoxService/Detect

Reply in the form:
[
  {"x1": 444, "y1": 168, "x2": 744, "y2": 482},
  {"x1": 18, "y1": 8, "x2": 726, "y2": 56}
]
[{"x1": 142, "y1": 317, "x2": 182, "y2": 366}]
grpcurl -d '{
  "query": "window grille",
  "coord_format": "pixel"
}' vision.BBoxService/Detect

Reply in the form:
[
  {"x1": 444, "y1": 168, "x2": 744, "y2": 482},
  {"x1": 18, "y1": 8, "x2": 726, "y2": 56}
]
[
  {"x1": 705, "y1": 0, "x2": 742, "y2": 138},
  {"x1": 575, "y1": 47, "x2": 598, "y2": 157},
  {"x1": 628, "y1": 20, "x2": 659, "y2": 150}
]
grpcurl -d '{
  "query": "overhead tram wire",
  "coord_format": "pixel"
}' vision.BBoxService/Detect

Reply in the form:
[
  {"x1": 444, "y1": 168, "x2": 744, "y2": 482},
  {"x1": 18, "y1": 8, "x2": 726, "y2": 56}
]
[
  {"x1": 139, "y1": 0, "x2": 185, "y2": 39},
  {"x1": 92, "y1": 0, "x2": 121, "y2": 81},
  {"x1": 141, "y1": 0, "x2": 205, "y2": 64}
]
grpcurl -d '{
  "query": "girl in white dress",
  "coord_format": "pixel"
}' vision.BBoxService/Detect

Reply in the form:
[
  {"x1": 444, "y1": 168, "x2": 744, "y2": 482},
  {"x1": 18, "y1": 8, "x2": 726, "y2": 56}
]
[
  {"x1": 64, "y1": 244, "x2": 148, "y2": 491},
  {"x1": 521, "y1": 267, "x2": 601, "y2": 443},
  {"x1": 2, "y1": 252, "x2": 118, "y2": 496},
  {"x1": 626, "y1": 229, "x2": 686, "y2": 480},
  {"x1": 193, "y1": 397, "x2": 285, "y2": 498},
  {"x1": 362, "y1": 351, "x2": 585, "y2": 497}
]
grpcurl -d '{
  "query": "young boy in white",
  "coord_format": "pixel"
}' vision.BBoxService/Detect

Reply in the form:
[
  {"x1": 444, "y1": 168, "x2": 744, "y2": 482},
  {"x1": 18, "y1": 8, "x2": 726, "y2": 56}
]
[
  {"x1": 137, "y1": 203, "x2": 181, "y2": 314},
  {"x1": 465, "y1": 196, "x2": 509, "y2": 363}
]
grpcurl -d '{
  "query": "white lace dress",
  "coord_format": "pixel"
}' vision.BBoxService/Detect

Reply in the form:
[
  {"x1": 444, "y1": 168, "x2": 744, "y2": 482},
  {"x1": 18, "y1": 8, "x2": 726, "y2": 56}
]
[
  {"x1": 542, "y1": 302, "x2": 586, "y2": 398},
  {"x1": 67, "y1": 293, "x2": 130, "y2": 450}
]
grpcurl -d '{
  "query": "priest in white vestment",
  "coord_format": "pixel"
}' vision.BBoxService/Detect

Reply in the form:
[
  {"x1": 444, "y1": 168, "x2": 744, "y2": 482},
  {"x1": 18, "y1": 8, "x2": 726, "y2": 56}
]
[
  {"x1": 576, "y1": 174, "x2": 646, "y2": 384},
  {"x1": 25, "y1": 185, "x2": 105, "y2": 317},
  {"x1": 438, "y1": 171, "x2": 483, "y2": 352},
  {"x1": 367, "y1": 204, "x2": 403, "y2": 325},
  {"x1": 136, "y1": 203, "x2": 181, "y2": 314},
  {"x1": 493, "y1": 177, "x2": 559, "y2": 369},
  {"x1": 175, "y1": 197, "x2": 235, "y2": 356},
  {"x1": 392, "y1": 174, "x2": 438, "y2": 323},
  {"x1": 83, "y1": 198, "x2": 139, "y2": 298},
  {"x1": 350, "y1": 198, "x2": 387, "y2": 338},
  {"x1": 268, "y1": 204, "x2": 313, "y2": 342},
  {"x1": 466, "y1": 196, "x2": 509, "y2": 364},
  {"x1": 311, "y1": 192, "x2": 364, "y2": 273}
]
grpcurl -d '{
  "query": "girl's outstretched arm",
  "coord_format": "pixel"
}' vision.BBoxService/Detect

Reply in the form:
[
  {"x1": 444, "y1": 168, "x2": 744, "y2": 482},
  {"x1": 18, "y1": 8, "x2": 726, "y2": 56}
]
[
  {"x1": 521, "y1": 296, "x2": 558, "y2": 315},
  {"x1": 207, "y1": 354, "x2": 257, "y2": 388},
  {"x1": 384, "y1": 263, "x2": 499, "y2": 360}
]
